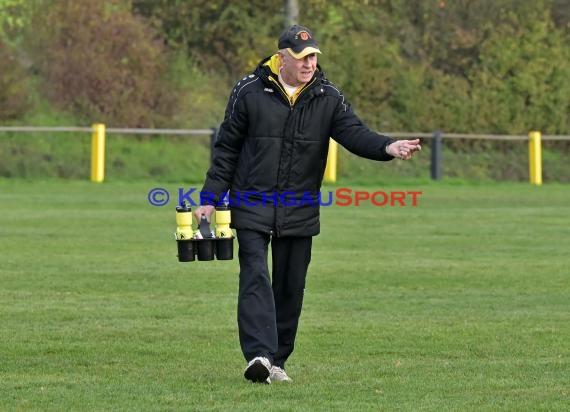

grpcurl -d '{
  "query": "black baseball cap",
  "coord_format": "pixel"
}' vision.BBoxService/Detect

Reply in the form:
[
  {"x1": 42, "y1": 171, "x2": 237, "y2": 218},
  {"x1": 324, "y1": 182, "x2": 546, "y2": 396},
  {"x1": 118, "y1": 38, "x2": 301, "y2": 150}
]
[{"x1": 278, "y1": 24, "x2": 322, "y2": 59}]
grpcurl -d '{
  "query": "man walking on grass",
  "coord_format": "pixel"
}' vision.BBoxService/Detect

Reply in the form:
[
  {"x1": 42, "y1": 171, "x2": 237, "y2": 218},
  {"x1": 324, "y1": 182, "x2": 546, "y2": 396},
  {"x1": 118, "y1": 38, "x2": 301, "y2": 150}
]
[{"x1": 194, "y1": 24, "x2": 421, "y2": 383}]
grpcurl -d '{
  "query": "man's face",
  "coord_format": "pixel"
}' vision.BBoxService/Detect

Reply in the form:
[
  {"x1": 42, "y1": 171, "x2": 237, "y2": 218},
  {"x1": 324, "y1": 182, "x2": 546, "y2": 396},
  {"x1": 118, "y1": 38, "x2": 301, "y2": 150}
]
[{"x1": 280, "y1": 51, "x2": 317, "y2": 87}]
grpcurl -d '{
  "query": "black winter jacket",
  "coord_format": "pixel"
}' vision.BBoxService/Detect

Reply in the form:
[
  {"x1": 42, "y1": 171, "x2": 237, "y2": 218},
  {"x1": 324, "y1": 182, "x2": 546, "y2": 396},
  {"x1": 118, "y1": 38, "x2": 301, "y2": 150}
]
[{"x1": 201, "y1": 55, "x2": 395, "y2": 237}]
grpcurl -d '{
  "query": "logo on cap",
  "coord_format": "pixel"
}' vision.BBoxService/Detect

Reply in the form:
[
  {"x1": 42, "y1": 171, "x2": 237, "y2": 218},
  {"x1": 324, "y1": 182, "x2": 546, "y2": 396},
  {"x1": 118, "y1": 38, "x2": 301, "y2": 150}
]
[{"x1": 278, "y1": 25, "x2": 322, "y2": 58}]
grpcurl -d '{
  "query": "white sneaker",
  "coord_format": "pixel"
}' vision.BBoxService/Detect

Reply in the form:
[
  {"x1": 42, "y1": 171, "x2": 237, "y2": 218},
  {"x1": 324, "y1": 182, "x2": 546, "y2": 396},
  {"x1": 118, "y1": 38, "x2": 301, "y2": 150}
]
[
  {"x1": 244, "y1": 356, "x2": 271, "y2": 384},
  {"x1": 270, "y1": 366, "x2": 292, "y2": 382}
]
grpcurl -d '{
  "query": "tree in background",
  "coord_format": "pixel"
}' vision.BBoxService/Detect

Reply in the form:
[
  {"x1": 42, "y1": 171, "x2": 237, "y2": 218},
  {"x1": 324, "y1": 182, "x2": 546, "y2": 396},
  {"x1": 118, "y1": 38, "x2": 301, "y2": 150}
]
[
  {"x1": 2, "y1": 0, "x2": 568, "y2": 134},
  {"x1": 0, "y1": 0, "x2": 33, "y2": 44},
  {"x1": 394, "y1": 0, "x2": 570, "y2": 134},
  {"x1": 24, "y1": 0, "x2": 180, "y2": 127},
  {"x1": 0, "y1": 39, "x2": 30, "y2": 120},
  {"x1": 132, "y1": 0, "x2": 283, "y2": 81},
  {"x1": 0, "y1": 0, "x2": 34, "y2": 121},
  {"x1": 468, "y1": 8, "x2": 570, "y2": 134}
]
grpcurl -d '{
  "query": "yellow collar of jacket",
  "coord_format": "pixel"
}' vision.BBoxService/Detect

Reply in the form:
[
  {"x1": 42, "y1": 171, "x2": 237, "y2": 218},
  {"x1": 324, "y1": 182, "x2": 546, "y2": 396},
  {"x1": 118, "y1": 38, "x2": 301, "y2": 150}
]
[{"x1": 264, "y1": 53, "x2": 316, "y2": 106}]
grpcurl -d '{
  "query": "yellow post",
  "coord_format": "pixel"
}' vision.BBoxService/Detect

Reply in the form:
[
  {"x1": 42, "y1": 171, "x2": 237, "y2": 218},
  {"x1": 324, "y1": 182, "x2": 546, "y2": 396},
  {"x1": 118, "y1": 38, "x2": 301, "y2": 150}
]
[
  {"x1": 324, "y1": 139, "x2": 338, "y2": 183},
  {"x1": 91, "y1": 123, "x2": 106, "y2": 183},
  {"x1": 528, "y1": 131, "x2": 542, "y2": 185}
]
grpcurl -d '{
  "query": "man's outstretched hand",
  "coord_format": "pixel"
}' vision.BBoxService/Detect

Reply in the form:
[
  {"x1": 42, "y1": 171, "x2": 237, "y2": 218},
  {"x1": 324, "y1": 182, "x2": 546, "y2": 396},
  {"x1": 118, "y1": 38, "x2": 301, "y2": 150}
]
[{"x1": 386, "y1": 139, "x2": 422, "y2": 160}]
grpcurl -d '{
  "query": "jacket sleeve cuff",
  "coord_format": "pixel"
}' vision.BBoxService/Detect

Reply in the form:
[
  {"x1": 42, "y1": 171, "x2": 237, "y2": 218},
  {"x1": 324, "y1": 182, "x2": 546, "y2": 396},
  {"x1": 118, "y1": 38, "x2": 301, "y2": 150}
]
[{"x1": 382, "y1": 139, "x2": 396, "y2": 160}]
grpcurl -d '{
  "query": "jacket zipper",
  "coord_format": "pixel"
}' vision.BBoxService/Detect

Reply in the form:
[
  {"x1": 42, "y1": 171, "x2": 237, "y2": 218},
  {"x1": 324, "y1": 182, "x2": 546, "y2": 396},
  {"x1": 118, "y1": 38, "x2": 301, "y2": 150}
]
[
  {"x1": 267, "y1": 76, "x2": 317, "y2": 237},
  {"x1": 269, "y1": 76, "x2": 317, "y2": 107}
]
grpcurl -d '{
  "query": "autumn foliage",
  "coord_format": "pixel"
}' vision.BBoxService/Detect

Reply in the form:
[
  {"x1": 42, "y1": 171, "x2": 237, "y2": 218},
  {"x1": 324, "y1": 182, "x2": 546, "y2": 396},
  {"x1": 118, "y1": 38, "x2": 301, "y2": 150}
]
[
  {"x1": 25, "y1": 0, "x2": 178, "y2": 127},
  {"x1": 1, "y1": 0, "x2": 569, "y2": 134},
  {"x1": 0, "y1": 39, "x2": 29, "y2": 120}
]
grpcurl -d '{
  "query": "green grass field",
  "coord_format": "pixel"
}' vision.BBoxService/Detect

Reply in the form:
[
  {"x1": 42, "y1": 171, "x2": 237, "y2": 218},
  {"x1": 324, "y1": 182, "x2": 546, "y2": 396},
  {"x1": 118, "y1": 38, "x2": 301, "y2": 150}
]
[{"x1": 1, "y1": 179, "x2": 569, "y2": 411}]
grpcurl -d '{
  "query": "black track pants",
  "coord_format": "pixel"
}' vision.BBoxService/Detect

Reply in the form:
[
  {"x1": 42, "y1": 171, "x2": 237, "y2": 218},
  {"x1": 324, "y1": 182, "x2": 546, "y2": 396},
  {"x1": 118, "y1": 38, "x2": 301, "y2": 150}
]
[{"x1": 236, "y1": 230, "x2": 312, "y2": 368}]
